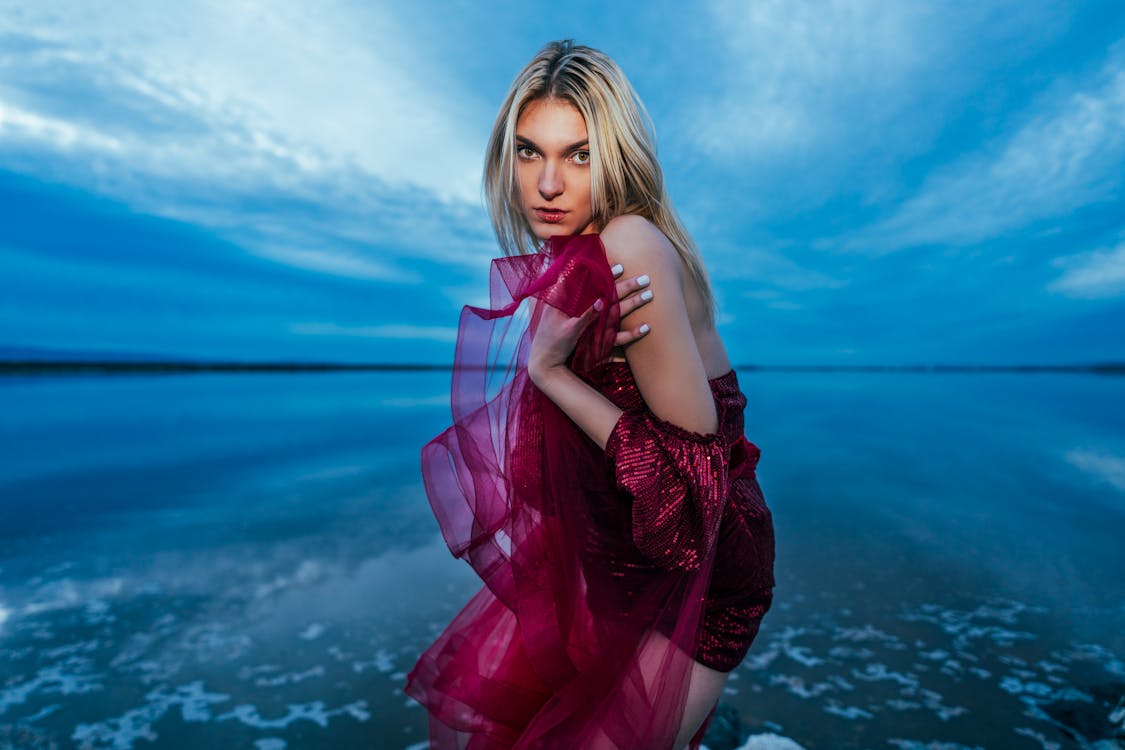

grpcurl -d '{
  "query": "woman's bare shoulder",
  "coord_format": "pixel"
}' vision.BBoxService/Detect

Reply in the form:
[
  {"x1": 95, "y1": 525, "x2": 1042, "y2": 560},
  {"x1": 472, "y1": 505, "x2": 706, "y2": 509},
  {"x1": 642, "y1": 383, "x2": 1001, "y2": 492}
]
[
  {"x1": 599, "y1": 214, "x2": 679, "y2": 273},
  {"x1": 600, "y1": 215, "x2": 718, "y2": 433}
]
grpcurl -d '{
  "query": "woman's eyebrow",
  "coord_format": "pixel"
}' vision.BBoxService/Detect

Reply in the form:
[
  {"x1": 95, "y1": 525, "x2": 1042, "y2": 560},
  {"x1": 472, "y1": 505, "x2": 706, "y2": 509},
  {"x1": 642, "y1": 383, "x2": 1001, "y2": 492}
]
[{"x1": 515, "y1": 135, "x2": 590, "y2": 152}]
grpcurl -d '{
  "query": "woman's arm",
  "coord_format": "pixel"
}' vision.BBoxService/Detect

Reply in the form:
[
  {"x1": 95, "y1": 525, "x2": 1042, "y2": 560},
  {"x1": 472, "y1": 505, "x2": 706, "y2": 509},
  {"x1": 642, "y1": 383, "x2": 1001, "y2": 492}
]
[
  {"x1": 528, "y1": 215, "x2": 717, "y2": 449},
  {"x1": 530, "y1": 216, "x2": 729, "y2": 571},
  {"x1": 529, "y1": 366, "x2": 624, "y2": 451},
  {"x1": 602, "y1": 215, "x2": 718, "y2": 435},
  {"x1": 527, "y1": 260, "x2": 651, "y2": 450}
]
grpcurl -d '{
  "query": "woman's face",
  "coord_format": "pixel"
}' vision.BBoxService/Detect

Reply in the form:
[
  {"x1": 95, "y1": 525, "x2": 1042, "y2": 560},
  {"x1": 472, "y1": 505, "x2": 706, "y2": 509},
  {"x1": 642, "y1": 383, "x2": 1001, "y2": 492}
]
[{"x1": 514, "y1": 97, "x2": 597, "y2": 240}]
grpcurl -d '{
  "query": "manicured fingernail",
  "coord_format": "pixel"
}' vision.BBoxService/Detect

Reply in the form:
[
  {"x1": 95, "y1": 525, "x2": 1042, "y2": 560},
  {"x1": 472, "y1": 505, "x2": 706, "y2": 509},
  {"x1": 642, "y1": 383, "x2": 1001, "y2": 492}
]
[
  {"x1": 611, "y1": 263, "x2": 624, "y2": 276},
  {"x1": 639, "y1": 323, "x2": 650, "y2": 334},
  {"x1": 640, "y1": 289, "x2": 653, "y2": 301},
  {"x1": 636, "y1": 275, "x2": 650, "y2": 287},
  {"x1": 593, "y1": 298, "x2": 604, "y2": 311}
]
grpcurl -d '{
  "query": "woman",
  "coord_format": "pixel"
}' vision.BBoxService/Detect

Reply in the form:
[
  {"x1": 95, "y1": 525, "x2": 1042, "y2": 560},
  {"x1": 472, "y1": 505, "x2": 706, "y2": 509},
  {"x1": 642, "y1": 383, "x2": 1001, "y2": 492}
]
[{"x1": 405, "y1": 40, "x2": 775, "y2": 749}]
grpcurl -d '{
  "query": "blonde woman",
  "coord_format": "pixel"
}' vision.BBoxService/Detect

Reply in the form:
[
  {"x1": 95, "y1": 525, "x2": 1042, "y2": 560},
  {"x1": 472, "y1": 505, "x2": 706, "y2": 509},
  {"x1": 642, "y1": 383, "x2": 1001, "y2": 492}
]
[{"x1": 406, "y1": 39, "x2": 775, "y2": 750}]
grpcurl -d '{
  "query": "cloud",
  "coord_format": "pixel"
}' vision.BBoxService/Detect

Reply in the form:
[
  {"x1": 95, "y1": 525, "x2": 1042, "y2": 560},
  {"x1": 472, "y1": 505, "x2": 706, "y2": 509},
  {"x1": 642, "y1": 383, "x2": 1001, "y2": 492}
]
[
  {"x1": 693, "y1": 1, "x2": 937, "y2": 158},
  {"x1": 0, "y1": 2, "x2": 485, "y2": 201},
  {"x1": 164, "y1": 176, "x2": 499, "y2": 278},
  {"x1": 739, "y1": 289, "x2": 804, "y2": 312},
  {"x1": 707, "y1": 240, "x2": 850, "y2": 295},
  {"x1": 849, "y1": 46, "x2": 1125, "y2": 253},
  {"x1": 245, "y1": 243, "x2": 416, "y2": 284},
  {"x1": 0, "y1": 2, "x2": 500, "y2": 288},
  {"x1": 0, "y1": 100, "x2": 124, "y2": 152},
  {"x1": 1048, "y1": 239, "x2": 1125, "y2": 299},
  {"x1": 690, "y1": 1, "x2": 1070, "y2": 165},
  {"x1": 290, "y1": 322, "x2": 458, "y2": 343}
]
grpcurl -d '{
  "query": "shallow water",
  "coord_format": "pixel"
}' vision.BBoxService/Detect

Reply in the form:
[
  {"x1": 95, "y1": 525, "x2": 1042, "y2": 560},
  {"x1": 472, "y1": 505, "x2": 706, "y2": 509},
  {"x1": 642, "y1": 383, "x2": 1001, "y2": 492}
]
[{"x1": 0, "y1": 370, "x2": 1122, "y2": 749}]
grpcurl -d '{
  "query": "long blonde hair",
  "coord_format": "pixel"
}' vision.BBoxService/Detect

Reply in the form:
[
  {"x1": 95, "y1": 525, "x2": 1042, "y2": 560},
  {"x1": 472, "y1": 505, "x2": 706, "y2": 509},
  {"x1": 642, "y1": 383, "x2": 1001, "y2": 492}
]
[{"x1": 483, "y1": 39, "x2": 716, "y2": 326}]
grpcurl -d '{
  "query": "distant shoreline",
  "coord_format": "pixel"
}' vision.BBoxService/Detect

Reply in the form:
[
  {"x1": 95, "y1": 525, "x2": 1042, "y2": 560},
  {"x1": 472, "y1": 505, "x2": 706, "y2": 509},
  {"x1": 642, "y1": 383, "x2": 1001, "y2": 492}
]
[{"x1": 1, "y1": 361, "x2": 1122, "y2": 375}]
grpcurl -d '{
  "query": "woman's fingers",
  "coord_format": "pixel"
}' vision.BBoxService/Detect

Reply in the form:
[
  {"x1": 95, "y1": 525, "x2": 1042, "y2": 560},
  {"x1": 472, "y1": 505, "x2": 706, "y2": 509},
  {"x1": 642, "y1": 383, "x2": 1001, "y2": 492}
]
[
  {"x1": 612, "y1": 323, "x2": 651, "y2": 348},
  {"x1": 614, "y1": 273, "x2": 653, "y2": 315},
  {"x1": 614, "y1": 273, "x2": 650, "y2": 300},
  {"x1": 618, "y1": 287, "x2": 653, "y2": 318},
  {"x1": 607, "y1": 271, "x2": 652, "y2": 343},
  {"x1": 578, "y1": 298, "x2": 602, "y2": 330}
]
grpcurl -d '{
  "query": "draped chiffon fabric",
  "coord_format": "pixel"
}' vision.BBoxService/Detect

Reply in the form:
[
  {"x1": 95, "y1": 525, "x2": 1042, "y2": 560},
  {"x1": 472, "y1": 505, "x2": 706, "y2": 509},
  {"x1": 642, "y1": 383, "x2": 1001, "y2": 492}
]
[{"x1": 404, "y1": 231, "x2": 775, "y2": 749}]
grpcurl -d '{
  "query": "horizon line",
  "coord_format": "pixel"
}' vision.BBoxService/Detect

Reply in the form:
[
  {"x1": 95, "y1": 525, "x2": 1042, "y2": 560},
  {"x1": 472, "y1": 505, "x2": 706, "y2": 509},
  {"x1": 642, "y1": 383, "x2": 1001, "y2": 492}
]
[{"x1": 1, "y1": 360, "x2": 1123, "y2": 376}]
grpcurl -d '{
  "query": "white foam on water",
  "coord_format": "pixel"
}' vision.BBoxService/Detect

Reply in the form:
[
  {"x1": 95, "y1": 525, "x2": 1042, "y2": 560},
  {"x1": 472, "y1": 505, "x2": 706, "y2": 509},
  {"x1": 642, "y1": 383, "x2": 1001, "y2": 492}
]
[
  {"x1": 351, "y1": 653, "x2": 389, "y2": 674},
  {"x1": 823, "y1": 701, "x2": 875, "y2": 720},
  {"x1": 850, "y1": 662, "x2": 919, "y2": 688},
  {"x1": 298, "y1": 622, "x2": 325, "y2": 640},
  {"x1": 21, "y1": 576, "x2": 126, "y2": 617},
  {"x1": 71, "y1": 680, "x2": 230, "y2": 748},
  {"x1": 253, "y1": 665, "x2": 325, "y2": 687},
  {"x1": 737, "y1": 733, "x2": 809, "y2": 750},
  {"x1": 1013, "y1": 727, "x2": 1062, "y2": 750},
  {"x1": 21, "y1": 702, "x2": 62, "y2": 723},
  {"x1": 215, "y1": 699, "x2": 370, "y2": 729},
  {"x1": 1, "y1": 661, "x2": 103, "y2": 715}
]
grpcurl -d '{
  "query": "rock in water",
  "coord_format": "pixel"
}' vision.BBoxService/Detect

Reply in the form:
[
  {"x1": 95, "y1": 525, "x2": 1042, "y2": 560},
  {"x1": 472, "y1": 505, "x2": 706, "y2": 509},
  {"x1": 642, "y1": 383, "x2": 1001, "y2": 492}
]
[
  {"x1": 1041, "y1": 681, "x2": 1125, "y2": 747},
  {"x1": 701, "y1": 702, "x2": 748, "y2": 750},
  {"x1": 699, "y1": 702, "x2": 807, "y2": 750}
]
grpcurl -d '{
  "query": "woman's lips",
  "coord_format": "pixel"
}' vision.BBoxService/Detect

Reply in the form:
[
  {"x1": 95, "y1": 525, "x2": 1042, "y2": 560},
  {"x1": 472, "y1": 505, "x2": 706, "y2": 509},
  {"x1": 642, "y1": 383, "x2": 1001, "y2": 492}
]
[{"x1": 535, "y1": 208, "x2": 567, "y2": 224}]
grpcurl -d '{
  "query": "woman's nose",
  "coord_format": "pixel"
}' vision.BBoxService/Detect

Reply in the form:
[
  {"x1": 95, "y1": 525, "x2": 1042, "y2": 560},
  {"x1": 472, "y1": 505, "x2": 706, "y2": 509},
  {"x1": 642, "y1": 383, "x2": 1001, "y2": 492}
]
[{"x1": 538, "y1": 162, "x2": 563, "y2": 200}]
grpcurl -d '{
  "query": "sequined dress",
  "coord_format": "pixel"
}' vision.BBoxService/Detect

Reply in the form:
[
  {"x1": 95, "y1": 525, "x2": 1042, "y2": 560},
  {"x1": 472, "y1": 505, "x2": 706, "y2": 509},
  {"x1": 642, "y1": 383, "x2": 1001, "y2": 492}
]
[
  {"x1": 404, "y1": 231, "x2": 776, "y2": 749},
  {"x1": 596, "y1": 359, "x2": 775, "y2": 672}
]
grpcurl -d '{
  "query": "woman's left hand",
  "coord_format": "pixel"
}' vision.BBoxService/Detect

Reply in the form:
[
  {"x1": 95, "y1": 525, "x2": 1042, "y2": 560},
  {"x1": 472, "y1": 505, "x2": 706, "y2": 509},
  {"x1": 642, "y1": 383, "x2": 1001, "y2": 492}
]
[
  {"x1": 527, "y1": 264, "x2": 654, "y2": 385},
  {"x1": 527, "y1": 297, "x2": 603, "y2": 386}
]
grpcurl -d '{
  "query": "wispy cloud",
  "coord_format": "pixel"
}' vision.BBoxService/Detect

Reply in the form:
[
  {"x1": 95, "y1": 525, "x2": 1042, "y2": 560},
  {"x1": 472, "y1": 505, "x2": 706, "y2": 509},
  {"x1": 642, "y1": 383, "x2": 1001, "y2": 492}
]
[
  {"x1": 1048, "y1": 239, "x2": 1125, "y2": 299},
  {"x1": 706, "y1": 239, "x2": 851, "y2": 289},
  {"x1": 290, "y1": 322, "x2": 458, "y2": 343},
  {"x1": 690, "y1": 0, "x2": 1071, "y2": 167},
  {"x1": 0, "y1": 1, "x2": 1121, "y2": 365},
  {"x1": 694, "y1": 1, "x2": 937, "y2": 159},
  {"x1": 849, "y1": 45, "x2": 1125, "y2": 253},
  {"x1": 0, "y1": 2, "x2": 498, "y2": 287},
  {"x1": 701, "y1": 238, "x2": 849, "y2": 319},
  {"x1": 0, "y1": 100, "x2": 124, "y2": 152},
  {"x1": 0, "y1": 2, "x2": 485, "y2": 201},
  {"x1": 245, "y1": 242, "x2": 417, "y2": 284}
]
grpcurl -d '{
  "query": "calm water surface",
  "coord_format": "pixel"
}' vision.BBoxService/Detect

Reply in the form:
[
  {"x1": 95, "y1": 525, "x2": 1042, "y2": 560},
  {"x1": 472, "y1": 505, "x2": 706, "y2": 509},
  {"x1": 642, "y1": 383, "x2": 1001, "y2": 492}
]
[{"x1": 0, "y1": 371, "x2": 1122, "y2": 749}]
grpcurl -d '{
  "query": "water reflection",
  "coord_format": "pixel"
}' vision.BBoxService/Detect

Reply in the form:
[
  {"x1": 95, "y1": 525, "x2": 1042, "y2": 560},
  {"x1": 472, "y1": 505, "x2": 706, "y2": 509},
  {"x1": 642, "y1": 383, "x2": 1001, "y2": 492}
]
[{"x1": 0, "y1": 371, "x2": 1122, "y2": 748}]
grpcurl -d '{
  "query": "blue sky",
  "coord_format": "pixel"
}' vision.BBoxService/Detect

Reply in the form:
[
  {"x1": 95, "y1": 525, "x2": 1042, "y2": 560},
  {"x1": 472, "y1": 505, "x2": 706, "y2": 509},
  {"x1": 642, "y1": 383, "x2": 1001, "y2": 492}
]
[{"x1": 1, "y1": 1, "x2": 1123, "y2": 365}]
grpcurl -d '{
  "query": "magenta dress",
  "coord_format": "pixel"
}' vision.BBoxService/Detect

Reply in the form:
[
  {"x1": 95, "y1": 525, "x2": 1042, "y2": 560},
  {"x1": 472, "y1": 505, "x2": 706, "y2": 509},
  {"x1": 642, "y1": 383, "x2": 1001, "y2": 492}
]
[{"x1": 404, "y1": 231, "x2": 776, "y2": 749}]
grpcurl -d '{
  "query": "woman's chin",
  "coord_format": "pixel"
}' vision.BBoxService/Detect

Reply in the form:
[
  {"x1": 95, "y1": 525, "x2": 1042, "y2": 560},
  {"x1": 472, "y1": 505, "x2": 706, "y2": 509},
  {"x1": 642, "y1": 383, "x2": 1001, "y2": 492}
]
[{"x1": 532, "y1": 225, "x2": 570, "y2": 242}]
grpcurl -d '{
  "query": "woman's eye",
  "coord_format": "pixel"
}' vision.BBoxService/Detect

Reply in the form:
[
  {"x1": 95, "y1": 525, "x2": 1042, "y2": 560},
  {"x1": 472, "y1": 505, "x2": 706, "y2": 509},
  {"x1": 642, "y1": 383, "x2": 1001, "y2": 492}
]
[
  {"x1": 516, "y1": 145, "x2": 536, "y2": 160},
  {"x1": 573, "y1": 150, "x2": 591, "y2": 165}
]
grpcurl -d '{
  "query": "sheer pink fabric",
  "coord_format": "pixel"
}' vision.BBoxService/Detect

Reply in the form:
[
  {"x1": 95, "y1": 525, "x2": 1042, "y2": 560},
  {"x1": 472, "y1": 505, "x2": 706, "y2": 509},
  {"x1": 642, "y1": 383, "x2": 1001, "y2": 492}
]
[{"x1": 404, "y1": 231, "x2": 762, "y2": 749}]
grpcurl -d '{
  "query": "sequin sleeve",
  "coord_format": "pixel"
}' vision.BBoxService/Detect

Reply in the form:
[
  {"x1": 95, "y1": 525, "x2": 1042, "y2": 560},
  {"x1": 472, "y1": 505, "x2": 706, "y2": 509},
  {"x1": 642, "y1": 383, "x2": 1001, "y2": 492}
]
[{"x1": 604, "y1": 409, "x2": 731, "y2": 572}]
